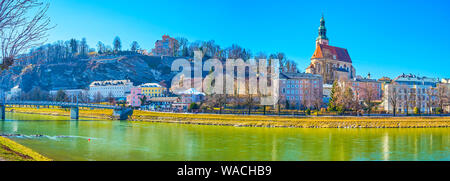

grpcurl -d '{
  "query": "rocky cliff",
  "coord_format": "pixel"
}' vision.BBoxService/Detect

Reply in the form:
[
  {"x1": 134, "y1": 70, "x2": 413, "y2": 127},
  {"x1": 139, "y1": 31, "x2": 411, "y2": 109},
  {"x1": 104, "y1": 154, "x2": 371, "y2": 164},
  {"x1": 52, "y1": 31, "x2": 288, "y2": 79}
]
[{"x1": 0, "y1": 55, "x2": 178, "y2": 92}]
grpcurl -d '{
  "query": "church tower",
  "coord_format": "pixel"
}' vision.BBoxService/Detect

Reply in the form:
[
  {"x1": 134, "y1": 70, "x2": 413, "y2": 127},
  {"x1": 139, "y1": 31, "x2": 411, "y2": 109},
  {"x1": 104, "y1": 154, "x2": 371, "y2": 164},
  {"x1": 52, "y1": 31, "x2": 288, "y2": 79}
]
[
  {"x1": 316, "y1": 15, "x2": 329, "y2": 45},
  {"x1": 306, "y1": 15, "x2": 356, "y2": 84}
]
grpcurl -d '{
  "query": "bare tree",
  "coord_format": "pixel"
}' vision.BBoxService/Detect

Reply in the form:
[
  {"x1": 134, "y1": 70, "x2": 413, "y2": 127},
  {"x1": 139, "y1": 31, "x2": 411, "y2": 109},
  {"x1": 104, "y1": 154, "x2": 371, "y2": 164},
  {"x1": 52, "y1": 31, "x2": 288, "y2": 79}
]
[
  {"x1": 359, "y1": 82, "x2": 378, "y2": 116},
  {"x1": 425, "y1": 87, "x2": 437, "y2": 114},
  {"x1": 94, "y1": 91, "x2": 103, "y2": 103},
  {"x1": 0, "y1": 0, "x2": 53, "y2": 70},
  {"x1": 437, "y1": 84, "x2": 449, "y2": 114},
  {"x1": 388, "y1": 85, "x2": 399, "y2": 116},
  {"x1": 406, "y1": 87, "x2": 417, "y2": 115}
]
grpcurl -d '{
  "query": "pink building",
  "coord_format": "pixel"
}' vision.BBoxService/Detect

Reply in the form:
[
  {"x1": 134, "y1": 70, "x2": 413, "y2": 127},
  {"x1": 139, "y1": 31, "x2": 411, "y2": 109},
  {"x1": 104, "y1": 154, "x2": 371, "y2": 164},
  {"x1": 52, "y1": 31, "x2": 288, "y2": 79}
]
[
  {"x1": 346, "y1": 77, "x2": 382, "y2": 102},
  {"x1": 126, "y1": 87, "x2": 143, "y2": 107},
  {"x1": 279, "y1": 72, "x2": 323, "y2": 109}
]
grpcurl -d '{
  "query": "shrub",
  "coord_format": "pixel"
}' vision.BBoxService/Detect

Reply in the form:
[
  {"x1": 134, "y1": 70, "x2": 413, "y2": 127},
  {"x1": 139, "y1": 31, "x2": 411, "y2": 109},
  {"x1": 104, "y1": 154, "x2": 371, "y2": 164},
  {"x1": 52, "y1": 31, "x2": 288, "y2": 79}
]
[
  {"x1": 336, "y1": 106, "x2": 344, "y2": 115},
  {"x1": 189, "y1": 103, "x2": 199, "y2": 111},
  {"x1": 414, "y1": 107, "x2": 420, "y2": 114},
  {"x1": 306, "y1": 109, "x2": 311, "y2": 115}
]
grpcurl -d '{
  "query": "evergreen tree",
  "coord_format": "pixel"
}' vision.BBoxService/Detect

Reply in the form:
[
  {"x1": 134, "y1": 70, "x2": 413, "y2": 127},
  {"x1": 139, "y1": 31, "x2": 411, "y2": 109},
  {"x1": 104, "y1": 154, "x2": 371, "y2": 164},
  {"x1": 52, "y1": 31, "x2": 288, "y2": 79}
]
[
  {"x1": 69, "y1": 39, "x2": 78, "y2": 54},
  {"x1": 97, "y1": 41, "x2": 105, "y2": 54},
  {"x1": 130, "y1": 41, "x2": 140, "y2": 52},
  {"x1": 55, "y1": 90, "x2": 68, "y2": 102},
  {"x1": 80, "y1": 38, "x2": 88, "y2": 56},
  {"x1": 327, "y1": 80, "x2": 338, "y2": 111},
  {"x1": 113, "y1": 36, "x2": 122, "y2": 53}
]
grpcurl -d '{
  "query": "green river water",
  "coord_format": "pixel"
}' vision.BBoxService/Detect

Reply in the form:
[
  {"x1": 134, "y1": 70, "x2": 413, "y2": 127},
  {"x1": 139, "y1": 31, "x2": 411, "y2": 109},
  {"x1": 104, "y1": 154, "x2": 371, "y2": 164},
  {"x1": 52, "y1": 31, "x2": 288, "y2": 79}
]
[{"x1": 0, "y1": 112, "x2": 449, "y2": 161}]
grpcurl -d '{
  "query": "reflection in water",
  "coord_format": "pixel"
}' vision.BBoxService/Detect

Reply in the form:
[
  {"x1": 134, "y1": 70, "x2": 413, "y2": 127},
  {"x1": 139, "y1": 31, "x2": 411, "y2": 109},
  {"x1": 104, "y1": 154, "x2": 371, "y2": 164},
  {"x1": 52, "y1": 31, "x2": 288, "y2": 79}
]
[
  {"x1": 0, "y1": 112, "x2": 449, "y2": 161},
  {"x1": 382, "y1": 133, "x2": 389, "y2": 161}
]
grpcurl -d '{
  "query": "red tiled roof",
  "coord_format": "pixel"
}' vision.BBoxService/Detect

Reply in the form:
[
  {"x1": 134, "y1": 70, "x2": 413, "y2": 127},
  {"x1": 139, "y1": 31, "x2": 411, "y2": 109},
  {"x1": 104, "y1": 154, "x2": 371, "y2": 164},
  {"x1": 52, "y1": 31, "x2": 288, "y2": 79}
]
[{"x1": 311, "y1": 44, "x2": 352, "y2": 63}]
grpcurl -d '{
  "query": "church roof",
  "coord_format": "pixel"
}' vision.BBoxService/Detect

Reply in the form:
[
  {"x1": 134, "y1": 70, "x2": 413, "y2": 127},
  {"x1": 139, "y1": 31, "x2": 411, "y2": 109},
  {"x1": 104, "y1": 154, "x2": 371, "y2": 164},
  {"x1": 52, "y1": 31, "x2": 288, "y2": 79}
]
[{"x1": 311, "y1": 44, "x2": 352, "y2": 63}]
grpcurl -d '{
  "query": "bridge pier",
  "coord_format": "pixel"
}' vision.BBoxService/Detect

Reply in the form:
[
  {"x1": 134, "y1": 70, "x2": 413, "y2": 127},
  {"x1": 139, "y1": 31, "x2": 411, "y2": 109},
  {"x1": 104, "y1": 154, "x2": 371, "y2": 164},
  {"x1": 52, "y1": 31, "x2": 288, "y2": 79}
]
[
  {"x1": 70, "y1": 107, "x2": 79, "y2": 120},
  {"x1": 113, "y1": 108, "x2": 133, "y2": 120},
  {"x1": 0, "y1": 105, "x2": 5, "y2": 120}
]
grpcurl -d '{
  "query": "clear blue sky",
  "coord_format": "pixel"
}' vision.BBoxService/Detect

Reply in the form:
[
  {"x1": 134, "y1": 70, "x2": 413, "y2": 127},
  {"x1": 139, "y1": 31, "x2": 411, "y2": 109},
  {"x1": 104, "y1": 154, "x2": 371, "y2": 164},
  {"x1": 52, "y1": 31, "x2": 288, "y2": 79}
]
[{"x1": 44, "y1": 0, "x2": 450, "y2": 80}]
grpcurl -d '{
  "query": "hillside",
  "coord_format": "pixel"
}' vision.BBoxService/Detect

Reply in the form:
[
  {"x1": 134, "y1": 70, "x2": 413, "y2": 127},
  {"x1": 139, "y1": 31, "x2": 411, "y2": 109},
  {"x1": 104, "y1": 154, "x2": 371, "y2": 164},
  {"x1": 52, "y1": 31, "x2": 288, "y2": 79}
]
[{"x1": 0, "y1": 55, "x2": 178, "y2": 92}]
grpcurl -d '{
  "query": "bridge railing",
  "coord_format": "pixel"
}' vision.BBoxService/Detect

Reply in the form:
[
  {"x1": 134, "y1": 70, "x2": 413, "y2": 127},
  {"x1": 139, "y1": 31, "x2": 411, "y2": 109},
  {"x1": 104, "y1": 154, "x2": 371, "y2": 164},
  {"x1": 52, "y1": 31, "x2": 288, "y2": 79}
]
[{"x1": 4, "y1": 101, "x2": 121, "y2": 109}]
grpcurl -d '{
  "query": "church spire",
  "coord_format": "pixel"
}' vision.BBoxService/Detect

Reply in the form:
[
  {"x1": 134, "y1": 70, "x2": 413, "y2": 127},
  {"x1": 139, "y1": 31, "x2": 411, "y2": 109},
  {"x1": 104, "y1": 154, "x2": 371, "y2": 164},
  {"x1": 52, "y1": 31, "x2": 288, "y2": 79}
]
[{"x1": 317, "y1": 14, "x2": 329, "y2": 45}]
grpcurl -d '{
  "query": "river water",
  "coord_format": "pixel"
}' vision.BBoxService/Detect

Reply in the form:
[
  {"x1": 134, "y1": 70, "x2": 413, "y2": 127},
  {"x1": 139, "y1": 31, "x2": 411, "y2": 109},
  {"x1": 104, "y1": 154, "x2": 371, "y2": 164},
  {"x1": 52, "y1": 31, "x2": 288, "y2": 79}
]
[{"x1": 0, "y1": 112, "x2": 448, "y2": 161}]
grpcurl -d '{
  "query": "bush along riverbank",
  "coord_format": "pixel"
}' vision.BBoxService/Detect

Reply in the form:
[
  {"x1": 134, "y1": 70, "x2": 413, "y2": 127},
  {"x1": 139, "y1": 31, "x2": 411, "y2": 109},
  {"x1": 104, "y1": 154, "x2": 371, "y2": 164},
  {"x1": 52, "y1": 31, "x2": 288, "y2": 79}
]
[
  {"x1": 0, "y1": 136, "x2": 51, "y2": 161},
  {"x1": 5, "y1": 107, "x2": 450, "y2": 128},
  {"x1": 130, "y1": 111, "x2": 450, "y2": 128}
]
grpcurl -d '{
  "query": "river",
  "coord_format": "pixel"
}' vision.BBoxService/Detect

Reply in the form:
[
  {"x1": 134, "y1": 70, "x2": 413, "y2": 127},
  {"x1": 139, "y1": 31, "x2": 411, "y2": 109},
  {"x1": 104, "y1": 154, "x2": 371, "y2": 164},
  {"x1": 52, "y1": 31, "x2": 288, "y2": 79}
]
[{"x1": 0, "y1": 112, "x2": 448, "y2": 161}]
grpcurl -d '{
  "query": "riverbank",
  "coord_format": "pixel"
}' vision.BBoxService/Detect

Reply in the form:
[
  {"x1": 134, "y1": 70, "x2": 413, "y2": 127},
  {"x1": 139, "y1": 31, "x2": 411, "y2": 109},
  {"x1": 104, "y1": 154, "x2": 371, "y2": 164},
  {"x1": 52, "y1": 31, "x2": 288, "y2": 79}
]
[
  {"x1": 0, "y1": 136, "x2": 51, "y2": 161},
  {"x1": 6, "y1": 107, "x2": 450, "y2": 128}
]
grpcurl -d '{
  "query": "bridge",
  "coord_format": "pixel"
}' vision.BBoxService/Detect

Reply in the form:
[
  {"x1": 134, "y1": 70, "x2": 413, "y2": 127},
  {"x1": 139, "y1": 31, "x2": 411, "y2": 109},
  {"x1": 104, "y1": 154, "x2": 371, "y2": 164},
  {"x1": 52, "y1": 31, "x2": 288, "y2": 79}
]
[{"x1": 0, "y1": 101, "x2": 133, "y2": 120}]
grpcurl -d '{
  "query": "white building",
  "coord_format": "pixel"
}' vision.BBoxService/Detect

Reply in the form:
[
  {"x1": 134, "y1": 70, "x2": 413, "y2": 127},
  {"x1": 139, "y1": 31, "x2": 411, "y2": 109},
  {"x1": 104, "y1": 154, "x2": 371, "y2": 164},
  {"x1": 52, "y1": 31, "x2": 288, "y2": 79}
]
[
  {"x1": 440, "y1": 79, "x2": 450, "y2": 113},
  {"x1": 89, "y1": 80, "x2": 133, "y2": 99},
  {"x1": 6, "y1": 86, "x2": 22, "y2": 100},
  {"x1": 322, "y1": 84, "x2": 332, "y2": 103},
  {"x1": 50, "y1": 89, "x2": 87, "y2": 97},
  {"x1": 383, "y1": 74, "x2": 440, "y2": 114}
]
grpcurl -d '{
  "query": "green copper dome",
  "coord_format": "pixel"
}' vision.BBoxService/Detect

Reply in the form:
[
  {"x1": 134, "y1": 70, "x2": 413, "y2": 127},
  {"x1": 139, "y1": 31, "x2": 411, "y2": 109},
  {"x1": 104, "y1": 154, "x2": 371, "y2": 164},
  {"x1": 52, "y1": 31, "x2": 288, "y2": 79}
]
[{"x1": 317, "y1": 15, "x2": 328, "y2": 40}]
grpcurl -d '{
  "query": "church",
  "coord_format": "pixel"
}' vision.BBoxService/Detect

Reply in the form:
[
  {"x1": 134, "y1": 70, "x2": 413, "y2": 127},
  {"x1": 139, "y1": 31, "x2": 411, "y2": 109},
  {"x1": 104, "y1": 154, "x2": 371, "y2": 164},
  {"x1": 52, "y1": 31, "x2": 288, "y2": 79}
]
[{"x1": 306, "y1": 16, "x2": 356, "y2": 84}]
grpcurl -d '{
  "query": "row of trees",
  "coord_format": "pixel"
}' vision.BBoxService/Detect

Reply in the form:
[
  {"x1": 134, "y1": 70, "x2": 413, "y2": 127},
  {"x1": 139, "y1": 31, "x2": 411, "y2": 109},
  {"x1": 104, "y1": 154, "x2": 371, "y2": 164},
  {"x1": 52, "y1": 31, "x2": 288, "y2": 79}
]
[
  {"x1": 328, "y1": 80, "x2": 381, "y2": 115},
  {"x1": 388, "y1": 84, "x2": 449, "y2": 116},
  {"x1": 174, "y1": 38, "x2": 298, "y2": 73},
  {"x1": 8, "y1": 88, "x2": 121, "y2": 104},
  {"x1": 9, "y1": 88, "x2": 89, "y2": 103},
  {"x1": 16, "y1": 36, "x2": 143, "y2": 66}
]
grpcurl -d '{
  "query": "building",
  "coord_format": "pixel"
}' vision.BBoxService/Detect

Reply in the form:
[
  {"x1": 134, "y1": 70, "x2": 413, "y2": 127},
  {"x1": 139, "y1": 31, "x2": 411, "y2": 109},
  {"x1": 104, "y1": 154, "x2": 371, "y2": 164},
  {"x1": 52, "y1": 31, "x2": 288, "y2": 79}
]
[
  {"x1": 346, "y1": 75, "x2": 383, "y2": 102},
  {"x1": 279, "y1": 72, "x2": 323, "y2": 109},
  {"x1": 140, "y1": 83, "x2": 167, "y2": 97},
  {"x1": 147, "y1": 97, "x2": 179, "y2": 111},
  {"x1": 439, "y1": 79, "x2": 450, "y2": 113},
  {"x1": 179, "y1": 88, "x2": 205, "y2": 103},
  {"x1": 6, "y1": 86, "x2": 22, "y2": 100},
  {"x1": 89, "y1": 80, "x2": 133, "y2": 99},
  {"x1": 151, "y1": 35, "x2": 178, "y2": 56},
  {"x1": 306, "y1": 15, "x2": 356, "y2": 84},
  {"x1": 172, "y1": 88, "x2": 205, "y2": 111},
  {"x1": 50, "y1": 89, "x2": 87, "y2": 98},
  {"x1": 383, "y1": 73, "x2": 440, "y2": 114},
  {"x1": 378, "y1": 77, "x2": 392, "y2": 93},
  {"x1": 126, "y1": 87, "x2": 143, "y2": 107},
  {"x1": 322, "y1": 84, "x2": 333, "y2": 104}
]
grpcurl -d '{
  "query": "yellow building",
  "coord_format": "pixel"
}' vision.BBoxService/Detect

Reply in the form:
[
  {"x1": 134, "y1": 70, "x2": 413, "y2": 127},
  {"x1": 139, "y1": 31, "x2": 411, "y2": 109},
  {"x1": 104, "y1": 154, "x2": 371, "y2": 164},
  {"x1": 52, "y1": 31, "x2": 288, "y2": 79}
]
[{"x1": 140, "y1": 83, "x2": 166, "y2": 97}]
